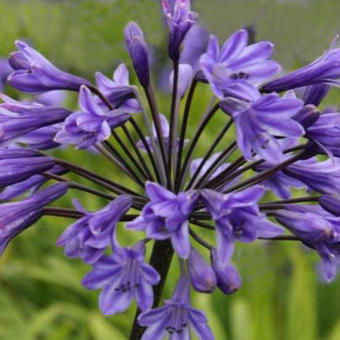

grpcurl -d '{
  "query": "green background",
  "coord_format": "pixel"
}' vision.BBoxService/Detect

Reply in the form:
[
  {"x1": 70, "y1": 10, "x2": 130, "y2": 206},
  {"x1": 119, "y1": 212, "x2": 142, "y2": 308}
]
[{"x1": 1, "y1": 0, "x2": 340, "y2": 339}]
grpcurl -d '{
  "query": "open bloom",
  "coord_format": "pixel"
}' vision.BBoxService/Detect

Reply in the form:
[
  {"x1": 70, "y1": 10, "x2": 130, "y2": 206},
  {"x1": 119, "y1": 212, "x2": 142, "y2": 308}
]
[
  {"x1": 8, "y1": 40, "x2": 91, "y2": 92},
  {"x1": 138, "y1": 277, "x2": 214, "y2": 340},
  {"x1": 200, "y1": 30, "x2": 280, "y2": 98},
  {"x1": 201, "y1": 186, "x2": 284, "y2": 265},
  {"x1": 126, "y1": 182, "x2": 198, "y2": 259},
  {"x1": 220, "y1": 88, "x2": 304, "y2": 163},
  {"x1": 55, "y1": 86, "x2": 130, "y2": 148},
  {"x1": 95, "y1": 63, "x2": 140, "y2": 112},
  {"x1": 82, "y1": 240, "x2": 160, "y2": 314},
  {"x1": 0, "y1": 183, "x2": 68, "y2": 255},
  {"x1": 57, "y1": 195, "x2": 132, "y2": 264}
]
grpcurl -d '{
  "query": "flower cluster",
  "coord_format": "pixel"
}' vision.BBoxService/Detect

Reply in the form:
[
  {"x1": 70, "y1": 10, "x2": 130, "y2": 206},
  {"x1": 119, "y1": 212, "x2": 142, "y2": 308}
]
[{"x1": 2, "y1": 0, "x2": 340, "y2": 338}]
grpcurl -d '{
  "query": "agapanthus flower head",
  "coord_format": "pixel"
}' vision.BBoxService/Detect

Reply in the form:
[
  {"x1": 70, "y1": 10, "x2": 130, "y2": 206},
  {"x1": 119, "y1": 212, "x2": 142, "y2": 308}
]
[
  {"x1": 0, "y1": 183, "x2": 67, "y2": 255},
  {"x1": 2, "y1": 2, "x2": 340, "y2": 338},
  {"x1": 162, "y1": 0, "x2": 198, "y2": 61},
  {"x1": 200, "y1": 30, "x2": 281, "y2": 98},
  {"x1": 262, "y1": 37, "x2": 340, "y2": 92},
  {"x1": 138, "y1": 277, "x2": 214, "y2": 340},
  {"x1": 8, "y1": 40, "x2": 91, "y2": 92},
  {"x1": 82, "y1": 239, "x2": 160, "y2": 314},
  {"x1": 54, "y1": 86, "x2": 130, "y2": 148}
]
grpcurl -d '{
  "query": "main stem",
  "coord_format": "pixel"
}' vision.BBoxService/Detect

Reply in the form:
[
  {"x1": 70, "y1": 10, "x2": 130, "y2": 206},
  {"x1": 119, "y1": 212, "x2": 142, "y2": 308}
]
[{"x1": 129, "y1": 240, "x2": 174, "y2": 340}]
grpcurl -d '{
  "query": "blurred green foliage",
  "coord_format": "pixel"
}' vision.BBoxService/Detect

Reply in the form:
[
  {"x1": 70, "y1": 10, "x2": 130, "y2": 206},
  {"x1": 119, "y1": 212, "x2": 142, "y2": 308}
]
[{"x1": 1, "y1": 0, "x2": 340, "y2": 339}]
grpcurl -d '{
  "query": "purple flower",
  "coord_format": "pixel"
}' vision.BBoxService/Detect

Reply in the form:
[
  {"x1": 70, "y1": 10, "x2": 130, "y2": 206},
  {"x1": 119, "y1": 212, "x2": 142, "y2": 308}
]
[
  {"x1": 211, "y1": 249, "x2": 241, "y2": 295},
  {"x1": 95, "y1": 63, "x2": 140, "y2": 112},
  {"x1": 57, "y1": 195, "x2": 132, "y2": 264},
  {"x1": 7, "y1": 40, "x2": 91, "y2": 92},
  {"x1": 220, "y1": 90, "x2": 304, "y2": 163},
  {"x1": 0, "y1": 183, "x2": 68, "y2": 255},
  {"x1": 35, "y1": 90, "x2": 67, "y2": 107},
  {"x1": 201, "y1": 186, "x2": 284, "y2": 265},
  {"x1": 188, "y1": 247, "x2": 216, "y2": 292},
  {"x1": 54, "y1": 86, "x2": 130, "y2": 149},
  {"x1": 0, "y1": 58, "x2": 12, "y2": 90},
  {"x1": 0, "y1": 94, "x2": 70, "y2": 147},
  {"x1": 292, "y1": 104, "x2": 320, "y2": 129},
  {"x1": 126, "y1": 182, "x2": 198, "y2": 259},
  {"x1": 303, "y1": 111, "x2": 340, "y2": 157},
  {"x1": 190, "y1": 153, "x2": 240, "y2": 189},
  {"x1": 124, "y1": 22, "x2": 150, "y2": 87},
  {"x1": 262, "y1": 39, "x2": 340, "y2": 92},
  {"x1": 284, "y1": 158, "x2": 340, "y2": 195},
  {"x1": 137, "y1": 114, "x2": 170, "y2": 152},
  {"x1": 18, "y1": 124, "x2": 62, "y2": 150},
  {"x1": 0, "y1": 165, "x2": 66, "y2": 200},
  {"x1": 0, "y1": 148, "x2": 54, "y2": 189},
  {"x1": 169, "y1": 63, "x2": 193, "y2": 98},
  {"x1": 275, "y1": 205, "x2": 340, "y2": 281},
  {"x1": 180, "y1": 24, "x2": 209, "y2": 71},
  {"x1": 200, "y1": 30, "x2": 281, "y2": 98},
  {"x1": 162, "y1": 0, "x2": 198, "y2": 61},
  {"x1": 82, "y1": 240, "x2": 160, "y2": 314},
  {"x1": 256, "y1": 163, "x2": 305, "y2": 199},
  {"x1": 137, "y1": 113, "x2": 189, "y2": 153},
  {"x1": 303, "y1": 84, "x2": 330, "y2": 106},
  {"x1": 138, "y1": 277, "x2": 214, "y2": 340},
  {"x1": 320, "y1": 194, "x2": 340, "y2": 217}
]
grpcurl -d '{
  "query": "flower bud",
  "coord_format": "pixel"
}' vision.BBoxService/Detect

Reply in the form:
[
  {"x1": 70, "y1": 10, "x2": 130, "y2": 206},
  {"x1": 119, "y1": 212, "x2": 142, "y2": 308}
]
[
  {"x1": 320, "y1": 194, "x2": 340, "y2": 216},
  {"x1": 211, "y1": 249, "x2": 241, "y2": 295},
  {"x1": 292, "y1": 104, "x2": 320, "y2": 128},
  {"x1": 188, "y1": 247, "x2": 216, "y2": 292},
  {"x1": 124, "y1": 22, "x2": 150, "y2": 87},
  {"x1": 303, "y1": 84, "x2": 330, "y2": 106}
]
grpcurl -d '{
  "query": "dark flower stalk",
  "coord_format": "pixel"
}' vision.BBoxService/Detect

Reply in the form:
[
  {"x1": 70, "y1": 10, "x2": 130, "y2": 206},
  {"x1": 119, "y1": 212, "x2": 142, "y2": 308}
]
[{"x1": 2, "y1": 1, "x2": 340, "y2": 339}]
